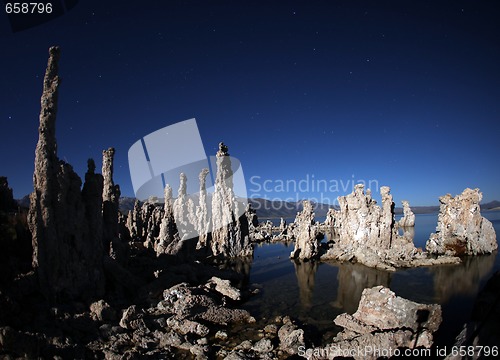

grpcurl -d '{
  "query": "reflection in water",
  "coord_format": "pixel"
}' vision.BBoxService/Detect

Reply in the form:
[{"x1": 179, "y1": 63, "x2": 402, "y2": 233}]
[
  {"x1": 289, "y1": 253, "x2": 496, "y2": 317},
  {"x1": 244, "y1": 212, "x2": 500, "y2": 347},
  {"x1": 293, "y1": 260, "x2": 318, "y2": 310},
  {"x1": 430, "y1": 253, "x2": 496, "y2": 302},
  {"x1": 330, "y1": 262, "x2": 392, "y2": 313},
  {"x1": 216, "y1": 255, "x2": 253, "y2": 288}
]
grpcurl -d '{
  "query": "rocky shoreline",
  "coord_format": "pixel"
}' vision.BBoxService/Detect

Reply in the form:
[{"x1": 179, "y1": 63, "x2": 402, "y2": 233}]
[{"x1": 1, "y1": 47, "x2": 499, "y2": 359}]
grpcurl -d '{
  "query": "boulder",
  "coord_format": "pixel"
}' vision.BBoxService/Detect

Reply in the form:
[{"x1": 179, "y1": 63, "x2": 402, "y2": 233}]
[
  {"x1": 308, "y1": 286, "x2": 442, "y2": 360},
  {"x1": 90, "y1": 299, "x2": 116, "y2": 322},
  {"x1": 206, "y1": 276, "x2": 242, "y2": 301},
  {"x1": 278, "y1": 317, "x2": 306, "y2": 355}
]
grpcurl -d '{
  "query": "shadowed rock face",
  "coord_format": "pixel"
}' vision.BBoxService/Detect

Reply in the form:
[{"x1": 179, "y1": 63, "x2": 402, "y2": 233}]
[
  {"x1": 81, "y1": 158, "x2": 104, "y2": 261},
  {"x1": 173, "y1": 173, "x2": 189, "y2": 234},
  {"x1": 28, "y1": 47, "x2": 105, "y2": 301},
  {"x1": 426, "y1": 188, "x2": 497, "y2": 256},
  {"x1": 210, "y1": 142, "x2": 252, "y2": 258},
  {"x1": 0, "y1": 177, "x2": 17, "y2": 212},
  {"x1": 102, "y1": 148, "x2": 121, "y2": 257},
  {"x1": 448, "y1": 271, "x2": 500, "y2": 354}
]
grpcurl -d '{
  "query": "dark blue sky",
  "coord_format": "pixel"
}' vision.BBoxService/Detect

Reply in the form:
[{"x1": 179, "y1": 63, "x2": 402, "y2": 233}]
[{"x1": 1, "y1": 0, "x2": 499, "y2": 206}]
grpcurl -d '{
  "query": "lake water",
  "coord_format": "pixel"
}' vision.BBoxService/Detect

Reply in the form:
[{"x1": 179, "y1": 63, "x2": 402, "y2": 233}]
[{"x1": 241, "y1": 211, "x2": 500, "y2": 347}]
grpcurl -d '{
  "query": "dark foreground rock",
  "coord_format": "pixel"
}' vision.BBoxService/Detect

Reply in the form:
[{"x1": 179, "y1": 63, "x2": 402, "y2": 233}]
[
  {"x1": 446, "y1": 271, "x2": 500, "y2": 359},
  {"x1": 306, "y1": 286, "x2": 442, "y2": 360},
  {"x1": 28, "y1": 46, "x2": 105, "y2": 302}
]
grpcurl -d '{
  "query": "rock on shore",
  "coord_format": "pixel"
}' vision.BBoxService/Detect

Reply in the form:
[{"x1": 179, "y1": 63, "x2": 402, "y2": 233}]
[
  {"x1": 307, "y1": 286, "x2": 442, "y2": 360},
  {"x1": 321, "y1": 185, "x2": 460, "y2": 270},
  {"x1": 290, "y1": 200, "x2": 321, "y2": 260},
  {"x1": 426, "y1": 188, "x2": 497, "y2": 256}
]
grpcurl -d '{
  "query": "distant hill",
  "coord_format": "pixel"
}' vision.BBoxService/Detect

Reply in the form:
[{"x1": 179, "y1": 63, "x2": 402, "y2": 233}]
[
  {"x1": 16, "y1": 195, "x2": 500, "y2": 218},
  {"x1": 17, "y1": 195, "x2": 140, "y2": 214},
  {"x1": 482, "y1": 200, "x2": 500, "y2": 210},
  {"x1": 119, "y1": 197, "x2": 137, "y2": 213},
  {"x1": 395, "y1": 205, "x2": 439, "y2": 215},
  {"x1": 17, "y1": 195, "x2": 30, "y2": 209},
  {"x1": 248, "y1": 198, "x2": 336, "y2": 219}
]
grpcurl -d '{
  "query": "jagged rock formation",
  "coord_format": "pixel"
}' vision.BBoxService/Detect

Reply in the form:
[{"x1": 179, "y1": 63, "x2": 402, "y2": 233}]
[
  {"x1": 324, "y1": 208, "x2": 340, "y2": 228},
  {"x1": 126, "y1": 198, "x2": 165, "y2": 250},
  {"x1": 196, "y1": 168, "x2": 211, "y2": 249},
  {"x1": 277, "y1": 316, "x2": 306, "y2": 355},
  {"x1": 140, "y1": 201, "x2": 161, "y2": 249},
  {"x1": 140, "y1": 171, "x2": 213, "y2": 258},
  {"x1": 341, "y1": 185, "x2": 393, "y2": 248},
  {"x1": 321, "y1": 184, "x2": 460, "y2": 270},
  {"x1": 290, "y1": 200, "x2": 321, "y2": 260},
  {"x1": 245, "y1": 203, "x2": 259, "y2": 232},
  {"x1": 279, "y1": 217, "x2": 286, "y2": 231},
  {"x1": 126, "y1": 200, "x2": 143, "y2": 241},
  {"x1": 102, "y1": 148, "x2": 121, "y2": 258},
  {"x1": 81, "y1": 158, "x2": 104, "y2": 258},
  {"x1": 158, "y1": 280, "x2": 254, "y2": 331},
  {"x1": 27, "y1": 47, "x2": 105, "y2": 301},
  {"x1": 102, "y1": 148, "x2": 128, "y2": 262},
  {"x1": 173, "y1": 173, "x2": 193, "y2": 239},
  {"x1": 309, "y1": 286, "x2": 442, "y2": 360},
  {"x1": 155, "y1": 185, "x2": 181, "y2": 256},
  {"x1": 398, "y1": 200, "x2": 415, "y2": 227},
  {"x1": 426, "y1": 188, "x2": 497, "y2": 256},
  {"x1": 210, "y1": 142, "x2": 252, "y2": 258},
  {"x1": 0, "y1": 177, "x2": 31, "y2": 285},
  {"x1": 321, "y1": 185, "x2": 397, "y2": 268},
  {"x1": 124, "y1": 144, "x2": 252, "y2": 259},
  {"x1": 205, "y1": 276, "x2": 242, "y2": 301}
]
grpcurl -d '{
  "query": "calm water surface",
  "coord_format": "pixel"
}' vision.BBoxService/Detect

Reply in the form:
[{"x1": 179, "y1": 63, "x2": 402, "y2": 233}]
[{"x1": 241, "y1": 211, "x2": 500, "y2": 346}]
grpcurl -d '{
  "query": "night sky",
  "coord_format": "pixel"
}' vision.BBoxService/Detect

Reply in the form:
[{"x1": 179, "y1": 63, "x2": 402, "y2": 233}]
[{"x1": 1, "y1": 0, "x2": 499, "y2": 206}]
